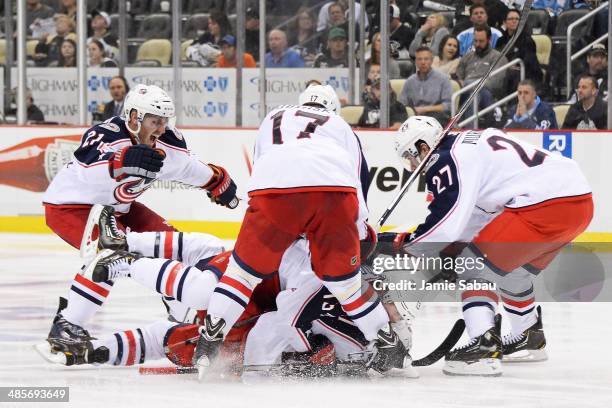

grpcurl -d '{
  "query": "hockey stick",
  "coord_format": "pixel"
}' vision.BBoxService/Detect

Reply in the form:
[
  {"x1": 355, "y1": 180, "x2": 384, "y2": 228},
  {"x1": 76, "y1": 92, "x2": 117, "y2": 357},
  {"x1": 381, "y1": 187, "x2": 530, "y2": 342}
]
[
  {"x1": 411, "y1": 318, "x2": 465, "y2": 366},
  {"x1": 375, "y1": 0, "x2": 534, "y2": 231}
]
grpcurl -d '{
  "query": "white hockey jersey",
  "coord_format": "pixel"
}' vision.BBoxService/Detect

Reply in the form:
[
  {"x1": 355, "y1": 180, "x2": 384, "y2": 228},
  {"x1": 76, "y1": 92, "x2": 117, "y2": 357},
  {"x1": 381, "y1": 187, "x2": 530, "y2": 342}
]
[
  {"x1": 405, "y1": 128, "x2": 592, "y2": 247},
  {"x1": 43, "y1": 117, "x2": 214, "y2": 214},
  {"x1": 249, "y1": 105, "x2": 370, "y2": 238}
]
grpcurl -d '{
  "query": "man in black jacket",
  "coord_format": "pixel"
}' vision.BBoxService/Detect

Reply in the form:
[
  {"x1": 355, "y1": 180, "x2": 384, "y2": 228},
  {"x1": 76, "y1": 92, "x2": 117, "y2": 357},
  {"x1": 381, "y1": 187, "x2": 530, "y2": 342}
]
[
  {"x1": 562, "y1": 75, "x2": 607, "y2": 130},
  {"x1": 98, "y1": 76, "x2": 129, "y2": 122}
]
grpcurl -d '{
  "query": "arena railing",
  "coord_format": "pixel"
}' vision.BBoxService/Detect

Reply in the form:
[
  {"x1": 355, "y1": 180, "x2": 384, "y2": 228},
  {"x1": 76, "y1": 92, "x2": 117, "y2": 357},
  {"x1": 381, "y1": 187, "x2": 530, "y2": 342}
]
[
  {"x1": 565, "y1": 1, "x2": 609, "y2": 98},
  {"x1": 451, "y1": 58, "x2": 525, "y2": 129}
]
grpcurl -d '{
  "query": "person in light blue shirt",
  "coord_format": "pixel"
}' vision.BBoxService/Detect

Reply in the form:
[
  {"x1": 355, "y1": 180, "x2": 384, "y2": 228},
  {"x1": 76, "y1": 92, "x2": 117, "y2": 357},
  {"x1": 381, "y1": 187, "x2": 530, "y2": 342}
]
[
  {"x1": 457, "y1": 5, "x2": 502, "y2": 56},
  {"x1": 532, "y1": 0, "x2": 590, "y2": 17},
  {"x1": 265, "y1": 29, "x2": 305, "y2": 68}
]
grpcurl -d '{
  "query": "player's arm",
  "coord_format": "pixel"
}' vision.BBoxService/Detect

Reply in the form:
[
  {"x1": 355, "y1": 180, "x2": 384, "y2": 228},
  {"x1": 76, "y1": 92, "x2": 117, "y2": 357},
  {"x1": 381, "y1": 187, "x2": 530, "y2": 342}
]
[
  {"x1": 380, "y1": 150, "x2": 482, "y2": 253},
  {"x1": 159, "y1": 128, "x2": 238, "y2": 208}
]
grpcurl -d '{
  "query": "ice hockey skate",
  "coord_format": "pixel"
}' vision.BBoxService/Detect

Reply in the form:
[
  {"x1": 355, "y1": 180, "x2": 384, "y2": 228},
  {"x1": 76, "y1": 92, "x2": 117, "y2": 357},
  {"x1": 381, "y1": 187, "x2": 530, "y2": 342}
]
[
  {"x1": 80, "y1": 249, "x2": 140, "y2": 283},
  {"x1": 80, "y1": 205, "x2": 127, "y2": 262},
  {"x1": 193, "y1": 314, "x2": 226, "y2": 381},
  {"x1": 443, "y1": 315, "x2": 503, "y2": 377},
  {"x1": 503, "y1": 306, "x2": 548, "y2": 362},
  {"x1": 47, "y1": 297, "x2": 93, "y2": 342},
  {"x1": 36, "y1": 337, "x2": 109, "y2": 366}
]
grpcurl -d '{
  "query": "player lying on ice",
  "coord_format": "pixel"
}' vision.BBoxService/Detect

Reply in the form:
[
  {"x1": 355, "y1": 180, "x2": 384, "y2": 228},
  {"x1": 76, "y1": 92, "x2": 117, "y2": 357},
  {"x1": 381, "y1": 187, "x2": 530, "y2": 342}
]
[
  {"x1": 42, "y1": 84, "x2": 239, "y2": 345},
  {"x1": 374, "y1": 116, "x2": 593, "y2": 376},
  {"x1": 38, "y1": 206, "x2": 416, "y2": 378}
]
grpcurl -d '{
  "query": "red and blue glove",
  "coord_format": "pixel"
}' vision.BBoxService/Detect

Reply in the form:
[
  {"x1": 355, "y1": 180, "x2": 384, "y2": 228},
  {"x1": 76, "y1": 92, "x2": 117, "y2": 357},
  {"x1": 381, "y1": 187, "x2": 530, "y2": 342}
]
[
  {"x1": 203, "y1": 164, "x2": 238, "y2": 209},
  {"x1": 109, "y1": 145, "x2": 165, "y2": 181}
]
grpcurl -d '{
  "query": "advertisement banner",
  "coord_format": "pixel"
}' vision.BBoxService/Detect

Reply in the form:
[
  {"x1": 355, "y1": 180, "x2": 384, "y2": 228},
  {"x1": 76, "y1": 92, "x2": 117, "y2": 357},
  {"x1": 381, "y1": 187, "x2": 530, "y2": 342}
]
[
  {"x1": 124, "y1": 67, "x2": 237, "y2": 127},
  {"x1": 10, "y1": 67, "x2": 119, "y2": 124},
  {"x1": 0, "y1": 128, "x2": 610, "y2": 236},
  {"x1": 10, "y1": 68, "x2": 236, "y2": 126},
  {"x1": 241, "y1": 68, "x2": 360, "y2": 126}
]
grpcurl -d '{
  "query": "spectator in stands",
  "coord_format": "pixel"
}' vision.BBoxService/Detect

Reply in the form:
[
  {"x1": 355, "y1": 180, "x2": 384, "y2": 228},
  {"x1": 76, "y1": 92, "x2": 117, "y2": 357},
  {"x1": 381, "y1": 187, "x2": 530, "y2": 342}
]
[
  {"x1": 33, "y1": 14, "x2": 76, "y2": 67},
  {"x1": 195, "y1": 9, "x2": 232, "y2": 46},
  {"x1": 457, "y1": 5, "x2": 502, "y2": 56},
  {"x1": 87, "y1": 39, "x2": 118, "y2": 67},
  {"x1": 26, "y1": 0, "x2": 55, "y2": 37},
  {"x1": 408, "y1": 13, "x2": 450, "y2": 59},
  {"x1": 367, "y1": 32, "x2": 401, "y2": 79},
  {"x1": 563, "y1": 75, "x2": 608, "y2": 129},
  {"x1": 59, "y1": 0, "x2": 77, "y2": 21},
  {"x1": 319, "y1": 2, "x2": 362, "y2": 46},
  {"x1": 289, "y1": 7, "x2": 321, "y2": 62},
  {"x1": 399, "y1": 46, "x2": 452, "y2": 123},
  {"x1": 88, "y1": 10, "x2": 118, "y2": 60},
  {"x1": 317, "y1": 0, "x2": 369, "y2": 33},
  {"x1": 456, "y1": 25, "x2": 508, "y2": 123},
  {"x1": 474, "y1": 0, "x2": 508, "y2": 29},
  {"x1": 358, "y1": 78, "x2": 408, "y2": 129},
  {"x1": 496, "y1": 8, "x2": 543, "y2": 93},
  {"x1": 503, "y1": 79, "x2": 557, "y2": 129},
  {"x1": 313, "y1": 27, "x2": 353, "y2": 68},
  {"x1": 265, "y1": 29, "x2": 305, "y2": 68},
  {"x1": 532, "y1": 0, "x2": 590, "y2": 18},
  {"x1": 245, "y1": 7, "x2": 262, "y2": 62},
  {"x1": 389, "y1": 4, "x2": 415, "y2": 57},
  {"x1": 50, "y1": 38, "x2": 77, "y2": 67},
  {"x1": 433, "y1": 35, "x2": 460, "y2": 79},
  {"x1": 98, "y1": 76, "x2": 130, "y2": 122},
  {"x1": 216, "y1": 35, "x2": 257, "y2": 68},
  {"x1": 7, "y1": 88, "x2": 45, "y2": 124},
  {"x1": 571, "y1": 44, "x2": 608, "y2": 102}
]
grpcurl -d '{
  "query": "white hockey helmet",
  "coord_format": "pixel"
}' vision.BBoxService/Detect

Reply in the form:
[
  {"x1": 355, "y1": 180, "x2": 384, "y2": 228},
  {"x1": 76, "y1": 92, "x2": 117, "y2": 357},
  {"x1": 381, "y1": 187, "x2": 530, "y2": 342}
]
[
  {"x1": 395, "y1": 116, "x2": 443, "y2": 169},
  {"x1": 123, "y1": 84, "x2": 176, "y2": 138},
  {"x1": 298, "y1": 84, "x2": 340, "y2": 114}
]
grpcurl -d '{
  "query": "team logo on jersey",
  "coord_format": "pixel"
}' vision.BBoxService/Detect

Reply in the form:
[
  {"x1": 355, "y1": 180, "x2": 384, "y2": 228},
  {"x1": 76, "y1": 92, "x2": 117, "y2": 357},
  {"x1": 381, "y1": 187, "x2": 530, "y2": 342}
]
[
  {"x1": 424, "y1": 153, "x2": 439, "y2": 172},
  {"x1": 99, "y1": 123, "x2": 120, "y2": 132},
  {"x1": 114, "y1": 178, "x2": 155, "y2": 203}
]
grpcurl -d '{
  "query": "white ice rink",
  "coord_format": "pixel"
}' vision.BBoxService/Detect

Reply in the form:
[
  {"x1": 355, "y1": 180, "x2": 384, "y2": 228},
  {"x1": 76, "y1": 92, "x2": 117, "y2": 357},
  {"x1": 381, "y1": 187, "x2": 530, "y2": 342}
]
[{"x1": 1, "y1": 233, "x2": 611, "y2": 408}]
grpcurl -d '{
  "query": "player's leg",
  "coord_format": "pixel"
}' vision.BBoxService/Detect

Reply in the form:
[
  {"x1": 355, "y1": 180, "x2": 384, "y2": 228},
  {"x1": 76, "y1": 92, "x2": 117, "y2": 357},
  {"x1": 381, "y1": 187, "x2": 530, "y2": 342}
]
[
  {"x1": 39, "y1": 320, "x2": 177, "y2": 367},
  {"x1": 307, "y1": 192, "x2": 408, "y2": 373},
  {"x1": 44, "y1": 204, "x2": 113, "y2": 341},
  {"x1": 195, "y1": 194, "x2": 308, "y2": 377}
]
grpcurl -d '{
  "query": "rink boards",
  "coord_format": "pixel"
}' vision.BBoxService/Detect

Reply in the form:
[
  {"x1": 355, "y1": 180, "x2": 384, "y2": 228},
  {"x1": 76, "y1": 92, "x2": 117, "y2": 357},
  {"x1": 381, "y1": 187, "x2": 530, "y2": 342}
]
[{"x1": 0, "y1": 127, "x2": 609, "y2": 241}]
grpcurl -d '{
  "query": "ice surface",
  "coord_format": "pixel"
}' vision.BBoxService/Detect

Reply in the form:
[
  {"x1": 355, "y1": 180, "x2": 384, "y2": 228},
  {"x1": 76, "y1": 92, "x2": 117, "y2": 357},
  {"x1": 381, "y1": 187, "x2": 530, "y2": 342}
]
[{"x1": 1, "y1": 234, "x2": 611, "y2": 408}]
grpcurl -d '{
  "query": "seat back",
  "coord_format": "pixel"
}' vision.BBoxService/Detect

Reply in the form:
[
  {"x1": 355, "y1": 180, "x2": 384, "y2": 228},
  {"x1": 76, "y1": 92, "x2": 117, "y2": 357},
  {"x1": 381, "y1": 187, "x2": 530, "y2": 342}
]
[
  {"x1": 553, "y1": 104, "x2": 570, "y2": 127},
  {"x1": 183, "y1": 13, "x2": 210, "y2": 39},
  {"x1": 340, "y1": 105, "x2": 364, "y2": 125},
  {"x1": 532, "y1": 34, "x2": 552, "y2": 66},
  {"x1": 136, "y1": 39, "x2": 172, "y2": 65},
  {"x1": 138, "y1": 14, "x2": 172, "y2": 39},
  {"x1": 527, "y1": 10, "x2": 550, "y2": 35}
]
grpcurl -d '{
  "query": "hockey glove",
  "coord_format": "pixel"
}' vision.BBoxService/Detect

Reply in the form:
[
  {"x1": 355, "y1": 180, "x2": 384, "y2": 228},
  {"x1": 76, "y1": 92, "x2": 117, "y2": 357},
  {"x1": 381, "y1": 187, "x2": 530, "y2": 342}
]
[
  {"x1": 376, "y1": 232, "x2": 410, "y2": 256},
  {"x1": 203, "y1": 164, "x2": 238, "y2": 209},
  {"x1": 109, "y1": 145, "x2": 165, "y2": 181}
]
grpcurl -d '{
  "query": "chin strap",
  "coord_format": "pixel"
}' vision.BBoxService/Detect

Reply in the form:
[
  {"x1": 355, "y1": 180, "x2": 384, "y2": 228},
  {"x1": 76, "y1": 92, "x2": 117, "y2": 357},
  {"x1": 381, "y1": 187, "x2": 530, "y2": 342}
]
[{"x1": 125, "y1": 120, "x2": 142, "y2": 143}]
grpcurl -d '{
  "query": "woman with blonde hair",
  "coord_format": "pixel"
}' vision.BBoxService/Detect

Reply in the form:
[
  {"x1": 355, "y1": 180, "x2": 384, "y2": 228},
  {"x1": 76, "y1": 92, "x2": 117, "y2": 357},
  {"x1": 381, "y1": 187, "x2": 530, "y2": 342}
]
[
  {"x1": 408, "y1": 13, "x2": 450, "y2": 59},
  {"x1": 367, "y1": 32, "x2": 401, "y2": 79}
]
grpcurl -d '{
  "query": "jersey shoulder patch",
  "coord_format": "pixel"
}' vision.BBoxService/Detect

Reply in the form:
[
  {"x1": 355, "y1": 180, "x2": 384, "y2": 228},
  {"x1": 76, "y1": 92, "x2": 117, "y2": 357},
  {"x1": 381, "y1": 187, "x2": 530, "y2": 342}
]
[{"x1": 158, "y1": 127, "x2": 188, "y2": 150}]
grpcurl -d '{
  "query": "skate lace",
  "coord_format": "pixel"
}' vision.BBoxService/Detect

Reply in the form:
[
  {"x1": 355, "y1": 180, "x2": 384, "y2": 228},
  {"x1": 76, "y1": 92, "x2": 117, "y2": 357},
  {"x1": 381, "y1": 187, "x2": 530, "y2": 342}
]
[
  {"x1": 454, "y1": 337, "x2": 478, "y2": 351},
  {"x1": 502, "y1": 332, "x2": 525, "y2": 345},
  {"x1": 109, "y1": 216, "x2": 125, "y2": 238}
]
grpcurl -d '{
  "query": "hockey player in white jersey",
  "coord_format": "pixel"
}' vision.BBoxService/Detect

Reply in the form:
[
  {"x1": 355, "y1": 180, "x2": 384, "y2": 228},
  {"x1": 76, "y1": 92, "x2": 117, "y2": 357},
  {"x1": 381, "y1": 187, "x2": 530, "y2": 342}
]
[
  {"x1": 378, "y1": 116, "x2": 593, "y2": 376},
  {"x1": 42, "y1": 84, "x2": 239, "y2": 344},
  {"x1": 194, "y1": 84, "x2": 411, "y2": 379}
]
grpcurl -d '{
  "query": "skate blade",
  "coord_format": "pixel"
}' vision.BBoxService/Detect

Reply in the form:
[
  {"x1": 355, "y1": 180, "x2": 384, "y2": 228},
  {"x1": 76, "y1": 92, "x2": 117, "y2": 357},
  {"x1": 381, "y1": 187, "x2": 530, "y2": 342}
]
[
  {"x1": 503, "y1": 349, "x2": 548, "y2": 363},
  {"x1": 80, "y1": 204, "x2": 104, "y2": 262},
  {"x1": 443, "y1": 358, "x2": 502, "y2": 377},
  {"x1": 34, "y1": 343, "x2": 67, "y2": 365}
]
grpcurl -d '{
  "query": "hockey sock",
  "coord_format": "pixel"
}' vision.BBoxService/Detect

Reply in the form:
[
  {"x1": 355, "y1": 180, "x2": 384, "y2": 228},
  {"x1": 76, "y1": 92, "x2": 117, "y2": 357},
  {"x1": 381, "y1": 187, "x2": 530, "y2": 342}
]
[
  {"x1": 91, "y1": 320, "x2": 175, "y2": 365},
  {"x1": 126, "y1": 231, "x2": 225, "y2": 266},
  {"x1": 62, "y1": 273, "x2": 113, "y2": 327},
  {"x1": 129, "y1": 258, "x2": 220, "y2": 310},
  {"x1": 461, "y1": 287, "x2": 498, "y2": 339},
  {"x1": 206, "y1": 253, "x2": 262, "y2": 335},
  {"x1": 500, "y1": 284, "x2": 537, "y2": 336},
  {"x1": 324, "y1": 276, "x2": 387, "y2": 341}
]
